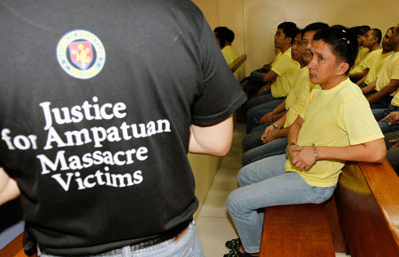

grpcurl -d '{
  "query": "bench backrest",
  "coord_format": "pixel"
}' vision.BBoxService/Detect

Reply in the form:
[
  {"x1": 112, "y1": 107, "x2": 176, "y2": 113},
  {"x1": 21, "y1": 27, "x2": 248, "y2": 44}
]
[{"x1": 335, "y1": 159, "x2": 399, "y2": 257}]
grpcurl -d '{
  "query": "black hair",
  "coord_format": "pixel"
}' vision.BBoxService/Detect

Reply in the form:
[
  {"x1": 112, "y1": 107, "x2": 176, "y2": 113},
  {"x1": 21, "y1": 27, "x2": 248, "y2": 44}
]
[
  {"x1": 277, "y1": 22, "x2": 299, "y2": 44},
  {"x1": 371, "y1": 28, "x2": 382, "y2": 44},
  {"x1": 349, "y1": 26, "x2": 362, "y2": 37},
  {"x1": 302, "y1": 22, "x2": 329, "y2": 35},
  {"x1": 359, "y1": 25, "x2": 371, "y2": 35},
  {"x1": 226, "y1": 28, "x2": 235, "y2": 44},
  {"x1": 214, "y1": 26, "x2": 229, "y2": 48},
  {"x1": 313, "y1": 25, "x2": 358, "y2": 74}
]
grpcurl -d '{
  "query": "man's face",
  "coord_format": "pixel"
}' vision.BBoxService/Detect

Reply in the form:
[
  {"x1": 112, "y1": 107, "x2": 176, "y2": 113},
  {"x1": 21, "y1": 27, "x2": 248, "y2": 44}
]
[
  {"x1": 308, "y1": 40, "x2": 343, "y2": 86},
  {"x1": 389, "y1": 26, "x2": 399, "y2": 49},
  {"x1": 357, "y1": 34, "x2": 365, "y2": 46},
  {"x1": 302, "y1": 30, "x2": 316, "y2": 65},
  {"x1": 274, "y1": 28, "x2": 288, "y2": 49},
  {"x1": 362, "y1": 30, "x2": 376, "y2": 49},
  {"x1": 382, "y1": 28, "x2": 394, "y2": 51},
  {"x1": 291, "y1": 33, "x2": 303, "y2": 62}
]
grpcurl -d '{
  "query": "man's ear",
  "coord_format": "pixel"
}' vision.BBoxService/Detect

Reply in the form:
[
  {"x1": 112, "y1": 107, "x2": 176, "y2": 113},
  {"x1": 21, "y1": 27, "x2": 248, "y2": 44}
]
[
  {"x1": 337, "y1": 62, "x2": 350, "y2": 76},
  {"x1": 285, "y1": 37, "x2": 293, "y2": 45}
]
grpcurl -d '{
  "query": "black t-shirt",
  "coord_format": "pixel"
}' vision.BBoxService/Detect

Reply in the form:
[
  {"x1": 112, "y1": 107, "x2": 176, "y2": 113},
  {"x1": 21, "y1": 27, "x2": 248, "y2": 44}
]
[{"x1": 0, "y1": 0, "x2": 246, "y2": 255}]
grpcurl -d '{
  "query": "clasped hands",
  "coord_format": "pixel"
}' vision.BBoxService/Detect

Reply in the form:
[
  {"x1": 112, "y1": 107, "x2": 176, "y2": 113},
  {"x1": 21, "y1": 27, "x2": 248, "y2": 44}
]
[
  {"x1": 287, "y1": 144, "x2": 317, "y2": 171},
  {"x1": 260, "y1": 125, "x2": 276, "y2": 144}
]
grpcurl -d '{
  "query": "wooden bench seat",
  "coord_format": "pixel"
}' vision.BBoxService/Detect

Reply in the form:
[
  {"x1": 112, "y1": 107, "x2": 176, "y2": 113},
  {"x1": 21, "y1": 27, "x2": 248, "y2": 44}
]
[
  {"x1": 260, "y1": 159, "x2": 399, "y2": 257},
  {"x1": 0, "y1": 233, "x2": 37, "y2": 257},
  {"x1": 260, "y1": 203, "x2": 335, "y2": 257}
]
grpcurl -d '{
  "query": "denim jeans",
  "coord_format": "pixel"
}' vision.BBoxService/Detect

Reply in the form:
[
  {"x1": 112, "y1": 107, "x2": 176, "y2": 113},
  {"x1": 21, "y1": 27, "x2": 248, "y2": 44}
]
[
  {"x1": 245, "y1": 71, "x2": 267, "y2": 99},
  {"x1": 372, "y1": 105, "x2": 399, "y2": 134},
  {"x1": 226, "y1": 154, "x2": 336, "y2": 253},
  {"x1": 242, "y1": 127, "x2": 266, "y2": 152},
  {"x1": 246, "y1": 98, "x2": 284, "y2": 133},
  {"x1": 242, "y1": 137, "x2": 287, "y2": 166},
  {"x1": 39, "y1": 222, "x2": 204, "y2": 257}
]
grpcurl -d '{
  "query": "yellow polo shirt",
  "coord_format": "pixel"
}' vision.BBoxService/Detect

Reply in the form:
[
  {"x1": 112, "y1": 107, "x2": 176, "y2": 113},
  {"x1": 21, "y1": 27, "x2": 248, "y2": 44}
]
[
  {"x1": 270, "y1": 48, "x2": 300, "y2": 98},
  {"x1": 353, "y1": 46, "x2": 369, "y2": 67},
  {"x1": 284, "y1": 66, "x2": 317, "y2": 127},
  {"x1": 364, "y1": 50, "x2": 394, "y2": 85},
  {"x1": 285, "y1": 78, "x2": 383, "y2": 187},
  {"x1": 390, "y1": 90, "x2": 399, "y2": 107},
  {"x1": 375, "y1": 51, "x2": 399, "y2": 91},
  {"x1": 221, "y1": 45, "x2": 237, "y2": 66},
  {"x1": 349, "y1": 48, "x2": 380, "y2": 75}
]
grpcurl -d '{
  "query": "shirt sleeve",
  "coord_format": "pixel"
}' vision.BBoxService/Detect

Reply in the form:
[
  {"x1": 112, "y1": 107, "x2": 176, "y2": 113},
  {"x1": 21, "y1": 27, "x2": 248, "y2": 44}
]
[
  {"x1": 391, "y1": 58, "x2": 399, "y2": 80},
  {"x1": 271, "y1": 53, "x2": 291, "y2": 76},
  {"x1": 190, "y1": 18, "x2": 247, "y2": 126},
  {"x1": 339, "y1": 95, "x2": 384, "y2": 145}
]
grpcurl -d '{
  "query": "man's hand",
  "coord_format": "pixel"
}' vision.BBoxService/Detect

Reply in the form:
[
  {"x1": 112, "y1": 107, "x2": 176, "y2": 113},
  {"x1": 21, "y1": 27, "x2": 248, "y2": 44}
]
[
  {"x1": 257, "y1": 86, "x2": 269, "y2": 95},
  {"x1": 261, "y1": 64, "x2": 271, "y2": 72},
  {"x1": 260, "y1": 112, "x2": 273, "y2": 125},
  {"x1": 290, "y1": 146, "x2": 317, "y2": 171},
  {"x1": 261, "y1": 125, "x2": 276, "y2": 144},
  {"x1": 381, "y1": 111, "x2": 399, "y2": 125},
  {"x1": 389, "y1": 138, "x2": 399, "y2": 149}
]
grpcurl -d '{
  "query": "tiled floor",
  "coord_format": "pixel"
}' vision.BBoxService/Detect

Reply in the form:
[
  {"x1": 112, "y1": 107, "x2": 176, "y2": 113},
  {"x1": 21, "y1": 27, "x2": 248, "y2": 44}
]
[{"x1": 195, "y1": 123, "x2": 350, "y2": 257}]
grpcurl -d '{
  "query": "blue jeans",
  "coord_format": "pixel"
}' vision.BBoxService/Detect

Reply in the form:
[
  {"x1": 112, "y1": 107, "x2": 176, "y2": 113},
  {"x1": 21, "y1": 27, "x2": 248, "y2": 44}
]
[
  {"x1": 372, "y1": 105, "x2": 399, "y2": 134},
  {"x1": 242, "y1": 124, "x2": 269, "y2": 152},
  {"x1": 245, "y1": 71, "x2": 267, "y2": 98},
  {"x1": 246, "y1": 98, "x2": 284, "y2": 133},
  {"x1": 39, "y1": 222, "x2": 204, "y2": 257},
  {"x1": 242, "y1": 138, "x2": 287, "y2": 166},
  {"x1": 226, "y1": 154, "x2": 336, "y2": 253}
]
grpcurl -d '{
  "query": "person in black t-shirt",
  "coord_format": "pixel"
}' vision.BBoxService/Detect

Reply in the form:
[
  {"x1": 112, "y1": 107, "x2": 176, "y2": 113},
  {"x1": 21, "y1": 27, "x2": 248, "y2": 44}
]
[{"x1": 0, "y1": 0, "x2": 246, "y2": 256}]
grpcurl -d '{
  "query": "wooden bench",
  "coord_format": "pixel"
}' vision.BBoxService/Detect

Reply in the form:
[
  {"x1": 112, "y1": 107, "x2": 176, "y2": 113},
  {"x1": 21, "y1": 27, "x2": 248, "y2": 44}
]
[
  {"x1": 0, "y1": 233, "x2": 37, "y2": 257},
  {"x1": 260, "y1": 159, "x2": 399, "y2": 257}
]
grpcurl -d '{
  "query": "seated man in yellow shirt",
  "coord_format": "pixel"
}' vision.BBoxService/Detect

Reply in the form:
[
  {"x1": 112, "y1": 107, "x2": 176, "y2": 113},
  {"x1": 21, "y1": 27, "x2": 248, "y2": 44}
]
[
  {"x1": 350, "y1": 25, "x2": 370, "y2": 70},
  {"x1": 224, "y1": 25, "x2": 385, "y2": 257},
  {"x1": 349, "y1": 28, "x2": 382, "y2": 81},
  {"x1": 356, "y1": 27, "x2": 395, "y2": 88},
  {"x1": 245, "y1": 22, "x2": 300, "y2": 102},
  {"x1": 241, "y1": 22, "x2": 329, "y2": 164},
  {"x1": 362, "y1": 25, "x2": 399, "y2": 109},
  {"x1": 214, "y1": 26, "x2": 238, "y2": 66}
]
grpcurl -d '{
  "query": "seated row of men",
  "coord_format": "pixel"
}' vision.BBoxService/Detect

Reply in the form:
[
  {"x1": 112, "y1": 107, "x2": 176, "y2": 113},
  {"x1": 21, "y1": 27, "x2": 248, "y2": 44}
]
[
  {"x1": 241, "y1": 21, "x2": 399, "y2": 174},
  {"x1": 224, "y1": 23, "x2": 388, "y2": 257}
]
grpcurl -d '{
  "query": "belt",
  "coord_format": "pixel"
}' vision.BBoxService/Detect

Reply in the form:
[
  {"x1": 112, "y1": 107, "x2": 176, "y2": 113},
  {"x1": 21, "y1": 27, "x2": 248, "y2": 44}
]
[{"x1": 97, "y1": 222, "x2": 191, "y2": 256}]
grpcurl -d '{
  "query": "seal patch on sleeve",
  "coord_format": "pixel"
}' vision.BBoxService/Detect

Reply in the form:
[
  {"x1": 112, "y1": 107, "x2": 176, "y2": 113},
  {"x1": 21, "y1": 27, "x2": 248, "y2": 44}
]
[{"x1": 56, "y1": 30, "x2": 106, "y2": 80}]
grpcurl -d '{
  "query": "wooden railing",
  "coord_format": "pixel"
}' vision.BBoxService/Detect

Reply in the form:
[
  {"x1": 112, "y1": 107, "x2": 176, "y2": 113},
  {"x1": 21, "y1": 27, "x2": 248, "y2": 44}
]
[{"x1": 229, "y1": 54, "x2": 247, "y2": 73}]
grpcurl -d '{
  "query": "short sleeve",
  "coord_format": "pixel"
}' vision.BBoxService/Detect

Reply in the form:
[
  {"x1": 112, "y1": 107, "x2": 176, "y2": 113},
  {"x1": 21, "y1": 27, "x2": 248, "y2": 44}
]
[
  {"x1": 339, "y1": 96, "x2": 384, "y2": 145},
  {"x1": 271, "y1": 53, "x2": 291, "y2": 76},
  {"x1": 190, "y1": 18, "x2": 247, "y2": 126},
  {"x1": 391, "y1": 60, "x2": 399, "y2": 80}
]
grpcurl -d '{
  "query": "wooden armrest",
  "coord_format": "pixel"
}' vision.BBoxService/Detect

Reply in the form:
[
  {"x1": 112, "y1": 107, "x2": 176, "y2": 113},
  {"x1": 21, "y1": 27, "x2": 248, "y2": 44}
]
[
  {"x1": 336, "y1": 159, "x2": 399, "y2": 257},
  {"x1": 358, "y1": 160, "x2": 399, "y2": 245},
  {"x1": 230, "y1": 54, "x2": 247, "y2": 73}
]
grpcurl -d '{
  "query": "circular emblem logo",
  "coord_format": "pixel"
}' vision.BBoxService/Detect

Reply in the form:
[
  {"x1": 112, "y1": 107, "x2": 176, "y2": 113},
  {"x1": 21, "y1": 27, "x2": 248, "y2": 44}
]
[{"x1": 56, "y1": 29, "x2": 106, "y2": 79}]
